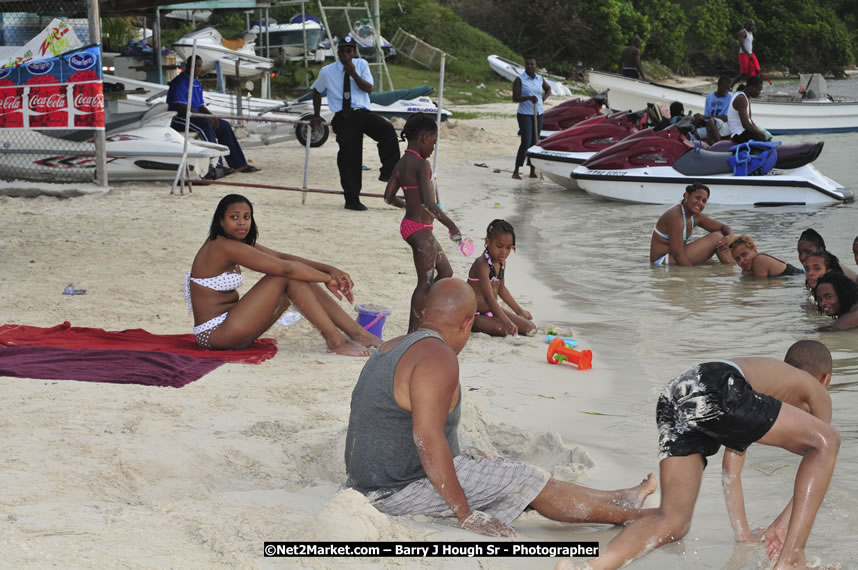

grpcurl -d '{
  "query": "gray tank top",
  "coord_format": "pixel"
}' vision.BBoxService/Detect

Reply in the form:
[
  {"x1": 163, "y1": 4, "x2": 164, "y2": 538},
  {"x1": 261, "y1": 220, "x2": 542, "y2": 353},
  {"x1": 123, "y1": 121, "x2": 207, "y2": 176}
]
[{"x1": 345, "y1": 330, "x2": 461, "y2": 495}]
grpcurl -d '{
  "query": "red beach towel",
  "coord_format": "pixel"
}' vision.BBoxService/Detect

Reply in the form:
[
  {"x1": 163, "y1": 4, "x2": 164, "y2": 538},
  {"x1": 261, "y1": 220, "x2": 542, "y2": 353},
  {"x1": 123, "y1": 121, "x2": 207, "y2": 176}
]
[
  {"x1": 0, "y1": 322, "x2": 277, "y2": 364},
  {"x1": 0, "y1": 345, "x2": 224, "y2": 388}
]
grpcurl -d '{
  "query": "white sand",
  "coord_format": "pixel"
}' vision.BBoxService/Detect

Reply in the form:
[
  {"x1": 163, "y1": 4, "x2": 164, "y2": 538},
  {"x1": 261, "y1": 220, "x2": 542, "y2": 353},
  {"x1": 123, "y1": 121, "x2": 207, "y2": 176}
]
[{"x1": 0, "y1": 104, "x2": 765, "y2": 569}]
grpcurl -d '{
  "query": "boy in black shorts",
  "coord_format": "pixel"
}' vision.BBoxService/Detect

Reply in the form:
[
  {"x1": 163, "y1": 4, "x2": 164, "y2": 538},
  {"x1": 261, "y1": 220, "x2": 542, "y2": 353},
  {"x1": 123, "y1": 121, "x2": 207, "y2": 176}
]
[{"x1": 580, "y1": 340, "x2": 839, "y2": 570}]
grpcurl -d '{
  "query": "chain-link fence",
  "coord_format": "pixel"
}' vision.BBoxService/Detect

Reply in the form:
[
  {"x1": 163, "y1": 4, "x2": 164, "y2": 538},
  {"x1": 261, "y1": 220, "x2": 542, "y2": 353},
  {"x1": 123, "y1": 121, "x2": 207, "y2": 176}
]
[{"x1": 0, "y1": 1, "x2": 97, "y2": 183}]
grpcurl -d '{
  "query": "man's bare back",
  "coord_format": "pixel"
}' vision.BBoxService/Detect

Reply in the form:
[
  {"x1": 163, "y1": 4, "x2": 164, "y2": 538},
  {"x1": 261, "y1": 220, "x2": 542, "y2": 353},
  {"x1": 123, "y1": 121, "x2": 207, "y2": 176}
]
[{"x1": 731, "y1": 357, "x2": 832, "y2": 420}]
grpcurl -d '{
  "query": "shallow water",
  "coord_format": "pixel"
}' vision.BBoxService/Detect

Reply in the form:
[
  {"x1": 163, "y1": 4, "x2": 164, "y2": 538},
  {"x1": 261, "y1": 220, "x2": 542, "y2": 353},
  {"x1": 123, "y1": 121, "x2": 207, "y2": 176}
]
[{"x1": 511, "y1": 125, "x2": 858, "y2": 566}]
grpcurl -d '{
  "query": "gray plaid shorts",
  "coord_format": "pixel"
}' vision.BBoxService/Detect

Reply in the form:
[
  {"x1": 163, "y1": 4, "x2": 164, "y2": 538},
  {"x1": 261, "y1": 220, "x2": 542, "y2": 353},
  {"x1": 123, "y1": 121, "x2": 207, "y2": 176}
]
[{"x1": 371, "y1": 455, "x2": 550, "y2": 526}]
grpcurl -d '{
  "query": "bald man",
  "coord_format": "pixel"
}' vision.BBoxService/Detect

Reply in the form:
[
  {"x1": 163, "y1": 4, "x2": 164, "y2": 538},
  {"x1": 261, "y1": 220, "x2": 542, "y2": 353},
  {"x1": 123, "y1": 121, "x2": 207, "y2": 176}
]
[{"x1": 345, "y1": 278, "x2": 658, "y2": 536}]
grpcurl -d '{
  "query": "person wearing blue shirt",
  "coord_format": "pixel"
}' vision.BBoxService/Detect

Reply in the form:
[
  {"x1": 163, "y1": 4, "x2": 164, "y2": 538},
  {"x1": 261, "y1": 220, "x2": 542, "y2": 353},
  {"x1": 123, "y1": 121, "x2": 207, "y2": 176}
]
[
  {"x1": 167, "y1": 55, "x2": 257, "y2": 175},
  {"x1": 511, "y1": 56, "x2": 551, "y2": 180},
  {"x1": 693, "y1": 76, "x2": 733, "y2": 144},
  {"x1": 310, "y1": 36, "x2": 400, "y2": 211}
]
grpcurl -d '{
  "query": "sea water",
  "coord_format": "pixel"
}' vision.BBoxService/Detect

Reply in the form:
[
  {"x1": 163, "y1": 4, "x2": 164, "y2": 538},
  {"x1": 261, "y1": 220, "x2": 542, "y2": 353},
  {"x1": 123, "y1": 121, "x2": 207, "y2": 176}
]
[{"x1": 508, "y1": 81, "x2": 858, "y2": 567}]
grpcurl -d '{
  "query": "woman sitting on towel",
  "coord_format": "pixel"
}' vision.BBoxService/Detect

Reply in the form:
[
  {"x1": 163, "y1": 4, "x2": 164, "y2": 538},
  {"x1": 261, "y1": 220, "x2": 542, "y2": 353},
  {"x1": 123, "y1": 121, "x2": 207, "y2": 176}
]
[
  {"x1": 649, "y1": 183, "x2": 735, "y2": 266},
  {"x1": 186, "y1": 194, "x2": 381, "y2": 355}
]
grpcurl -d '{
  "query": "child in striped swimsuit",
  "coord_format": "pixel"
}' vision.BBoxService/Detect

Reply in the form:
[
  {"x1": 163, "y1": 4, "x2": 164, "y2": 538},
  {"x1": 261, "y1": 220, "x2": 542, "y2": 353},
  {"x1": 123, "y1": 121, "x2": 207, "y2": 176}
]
[{"x1": 384, "y1": 113, "x2": 462, "y2": 332}]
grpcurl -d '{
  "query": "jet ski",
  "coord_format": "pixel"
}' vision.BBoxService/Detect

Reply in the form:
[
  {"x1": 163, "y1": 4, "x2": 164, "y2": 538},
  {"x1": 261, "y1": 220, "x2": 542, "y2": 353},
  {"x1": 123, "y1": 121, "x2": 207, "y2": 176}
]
[
  {"x1": 571, "y1": 123, "x2": 853, "y2": 206},
  {"x1": 527, "y1": 109, "x2": 649, "y2": 189},
  {"x1": 540, "y1": 93, "x2": 609, "y2": 137},
  {"x1": 0, "y1": 104, "x2": 230, "y2": 182}
]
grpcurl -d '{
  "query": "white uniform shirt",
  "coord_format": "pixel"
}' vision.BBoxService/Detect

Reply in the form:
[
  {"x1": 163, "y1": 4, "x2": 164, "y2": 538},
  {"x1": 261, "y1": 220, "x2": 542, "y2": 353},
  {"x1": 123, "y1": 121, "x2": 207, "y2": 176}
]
[{"x1": 311, "y1": 58, "x2": 373, "y2": 113}]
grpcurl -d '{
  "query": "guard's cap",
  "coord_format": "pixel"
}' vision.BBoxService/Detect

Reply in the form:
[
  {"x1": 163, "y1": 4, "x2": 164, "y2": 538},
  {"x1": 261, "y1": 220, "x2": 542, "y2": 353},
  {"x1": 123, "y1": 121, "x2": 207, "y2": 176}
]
[{"x1": 338, "y1": 35, "x2": 357, "y2": 50}]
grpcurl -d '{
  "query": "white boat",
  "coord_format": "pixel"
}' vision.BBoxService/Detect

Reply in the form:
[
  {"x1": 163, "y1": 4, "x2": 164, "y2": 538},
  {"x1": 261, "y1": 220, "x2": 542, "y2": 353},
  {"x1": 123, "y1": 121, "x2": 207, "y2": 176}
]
[
  {"x1": 587, "y1": 70, "x2": 858, "y2": 135},
  {"x1": 108, "y1": 76, "x2": 329, "y2": 148},
  {"x1": 0, "y1": 103, "x2": 229, "y2": 182},
  {"x1": 487, "y1": 55, "x2": 573, "y2": 97},
  {"x1": 249, "y1": 17, "x2": 325, "y2": 58},
  {"x1": 571, "y1": 127, "x2": 853, "y2": 206},
  {"x1": 173, "y1": 27, "x2": 273, "y2": 79}
]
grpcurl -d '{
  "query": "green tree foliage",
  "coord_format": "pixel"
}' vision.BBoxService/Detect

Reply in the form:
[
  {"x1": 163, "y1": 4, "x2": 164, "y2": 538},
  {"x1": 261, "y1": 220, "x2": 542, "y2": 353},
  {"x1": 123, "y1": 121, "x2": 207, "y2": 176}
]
[
  {"x1": 102, "y1": 17, "x2": 136, "y2": 53},
  {"x1": 743, "y1": 0, "x2": 853, "y2": 74},
  {"x1": 634, "y1": 0, "x2": 688, "y2": 69},
  {"x1": 379, "y1": 0, "x2": 520, "y2": 79},
  {"x1": 683, "y1": 0, "x2": 733, "y2": 72}
]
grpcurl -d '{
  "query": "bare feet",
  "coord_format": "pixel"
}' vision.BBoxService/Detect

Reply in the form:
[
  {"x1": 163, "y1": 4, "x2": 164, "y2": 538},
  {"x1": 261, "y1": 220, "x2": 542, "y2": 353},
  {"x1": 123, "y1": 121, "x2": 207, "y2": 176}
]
[
  {"x1": 329, "y1": 339, "x2": 373, "y2": 356},
  {"x1": 511, "y1": 172, "x2": 522, "y2": 180},
  {"x1": 612, "y1": 473, "x2": 658, "y2": 509},
  {"x1": 351, "y1": 329, "x2": 383, "y2": 348}
]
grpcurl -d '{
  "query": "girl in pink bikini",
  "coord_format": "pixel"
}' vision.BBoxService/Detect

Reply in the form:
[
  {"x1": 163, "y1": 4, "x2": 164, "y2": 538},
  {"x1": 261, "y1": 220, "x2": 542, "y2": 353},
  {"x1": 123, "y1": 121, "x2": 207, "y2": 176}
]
[
  {"x1": 384, "y1": 113, "x2": 462, "y2": 332},
  {"x1": 467, "y1": 219, "x2": 536, "y2": 337}
]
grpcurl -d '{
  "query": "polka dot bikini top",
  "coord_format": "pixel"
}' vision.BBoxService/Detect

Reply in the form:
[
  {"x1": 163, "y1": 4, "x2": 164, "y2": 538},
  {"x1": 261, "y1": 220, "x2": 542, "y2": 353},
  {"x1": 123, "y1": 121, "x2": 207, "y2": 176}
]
[{"x1": 184, "y1": 268, "x2": 243, "y2": 312}]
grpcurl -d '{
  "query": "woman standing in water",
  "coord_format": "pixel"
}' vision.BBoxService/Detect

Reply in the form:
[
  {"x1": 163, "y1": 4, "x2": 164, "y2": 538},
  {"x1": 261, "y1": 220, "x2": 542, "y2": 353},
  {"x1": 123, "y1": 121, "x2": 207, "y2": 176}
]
[
  {"x1": 185, "y1": 194, "x2": 381, "y2": 355},
  {"x1": 649, "y1": 183, "x2": 735, "y2": 266}
]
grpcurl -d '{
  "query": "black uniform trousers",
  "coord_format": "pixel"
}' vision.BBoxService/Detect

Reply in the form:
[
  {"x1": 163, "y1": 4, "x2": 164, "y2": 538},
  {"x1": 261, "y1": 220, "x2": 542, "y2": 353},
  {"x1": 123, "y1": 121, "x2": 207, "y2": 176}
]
[{"x1": 331, "y1": 109, "x2": 400, "y2": 206}]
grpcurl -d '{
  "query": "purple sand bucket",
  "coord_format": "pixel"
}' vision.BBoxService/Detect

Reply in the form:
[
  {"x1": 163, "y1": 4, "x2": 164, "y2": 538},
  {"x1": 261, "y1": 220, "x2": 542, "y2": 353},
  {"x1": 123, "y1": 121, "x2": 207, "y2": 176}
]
[{"x1": 355, "y1": 304, "x2": 391, "y2": 338}]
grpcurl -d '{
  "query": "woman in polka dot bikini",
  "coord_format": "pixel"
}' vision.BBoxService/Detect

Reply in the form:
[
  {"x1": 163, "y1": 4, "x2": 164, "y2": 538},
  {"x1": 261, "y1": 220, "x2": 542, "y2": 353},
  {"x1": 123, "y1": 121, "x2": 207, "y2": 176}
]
[{"x1": 185, "y1": 194, "x2": 382, "y2": 356}]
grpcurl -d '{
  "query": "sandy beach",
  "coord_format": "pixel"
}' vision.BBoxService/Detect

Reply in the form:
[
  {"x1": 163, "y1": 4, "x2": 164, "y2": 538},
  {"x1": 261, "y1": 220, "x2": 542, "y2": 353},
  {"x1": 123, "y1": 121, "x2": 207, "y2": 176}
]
[{"x1": 0, "y1": 101, "x2": 850, "y2": 569}]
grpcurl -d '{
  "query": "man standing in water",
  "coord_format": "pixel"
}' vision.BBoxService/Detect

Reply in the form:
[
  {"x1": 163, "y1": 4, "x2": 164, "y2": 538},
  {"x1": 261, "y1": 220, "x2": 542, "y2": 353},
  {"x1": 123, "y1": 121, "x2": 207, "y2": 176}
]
[{"x1": 619, "y1": 37, "x2": 646, "y2": 80}]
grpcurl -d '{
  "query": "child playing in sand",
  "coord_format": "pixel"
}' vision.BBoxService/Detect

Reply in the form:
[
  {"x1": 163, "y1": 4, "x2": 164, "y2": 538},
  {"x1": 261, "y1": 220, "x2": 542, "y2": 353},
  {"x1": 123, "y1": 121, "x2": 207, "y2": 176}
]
[
  {"x1": 383, "y1": 113, "x2": 462, "y2": 332},
  {"x1": 467, "y1": 219, "x2": 536, "y2": 337},
  {"x1": 567, "y1": 340, "x2": 839, "y2": 570}
]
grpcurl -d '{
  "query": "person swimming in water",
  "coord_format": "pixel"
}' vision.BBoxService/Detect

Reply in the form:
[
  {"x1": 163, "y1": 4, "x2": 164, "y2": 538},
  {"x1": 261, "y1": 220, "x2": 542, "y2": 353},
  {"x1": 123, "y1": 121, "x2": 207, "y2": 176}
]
[{"x1": 729, "y1": 234, "x2": 804, "y2": 278}]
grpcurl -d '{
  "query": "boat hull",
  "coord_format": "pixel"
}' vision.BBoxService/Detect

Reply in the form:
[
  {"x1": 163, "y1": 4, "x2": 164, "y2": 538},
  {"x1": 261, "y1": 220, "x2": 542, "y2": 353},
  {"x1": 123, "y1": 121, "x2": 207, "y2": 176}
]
[
  {"x1": 587, "y1": 70, "x2": 858, "y2": 135},
  {"x1": 488, "y1": 55, "x2": 573, "y2": 97},
  {"x1": 526, "y1": 145, "x2": 590, "y2": 189},
  {"x1": 572, "y1": 164, "x2": 854, "y2": 206},
  {"x1": 251, "y1": 22, "x2": 325, "y2": 55}
]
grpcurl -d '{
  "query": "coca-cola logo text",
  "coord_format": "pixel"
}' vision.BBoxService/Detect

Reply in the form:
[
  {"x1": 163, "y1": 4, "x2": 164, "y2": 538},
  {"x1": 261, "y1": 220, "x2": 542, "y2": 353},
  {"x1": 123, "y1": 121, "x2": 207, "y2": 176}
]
[
  {"x1": 0, "y1": 94, "x2": 22, "y2": 111},
  {"x1": 73, "y1": 92, "x2": 104, "y2": 109},
  {"x1": 28, "y1": 92, "x2": 66, "y2": 110},
  {"x1": 26, "y1": 61, "x2": 54, "y2": 75},
  {"x1": 68, "y1": 52, "x2": 96, "y2": 71}
]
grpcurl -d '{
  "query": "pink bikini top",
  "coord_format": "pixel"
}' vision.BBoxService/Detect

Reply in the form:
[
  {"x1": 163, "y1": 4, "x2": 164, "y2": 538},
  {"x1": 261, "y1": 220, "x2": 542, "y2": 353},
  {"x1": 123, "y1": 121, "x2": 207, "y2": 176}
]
[{"x1": 401, "y1": 148, "x2": 433, "y2": 190}]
